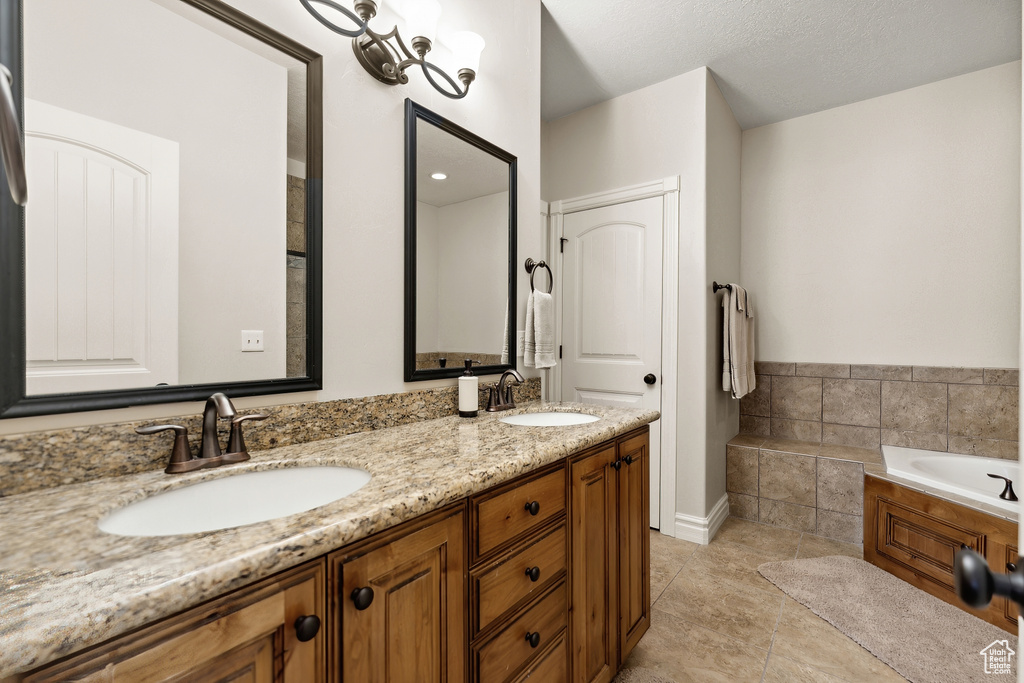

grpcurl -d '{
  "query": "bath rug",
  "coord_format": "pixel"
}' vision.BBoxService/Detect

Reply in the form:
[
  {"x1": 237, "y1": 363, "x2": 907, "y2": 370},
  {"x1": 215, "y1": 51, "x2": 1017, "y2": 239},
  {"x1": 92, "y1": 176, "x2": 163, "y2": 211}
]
[
  {"x1": 613, "y1": 666, "x2": 675, "y2": 683},
  {"x1": 758, "y1": 555, "x2": 1018, "y2": 683}
]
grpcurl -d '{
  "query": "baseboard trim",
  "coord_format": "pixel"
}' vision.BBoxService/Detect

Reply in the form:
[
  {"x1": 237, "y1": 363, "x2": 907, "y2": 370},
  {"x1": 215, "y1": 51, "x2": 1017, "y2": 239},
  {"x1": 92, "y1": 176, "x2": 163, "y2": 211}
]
[{"x1": 673, "y1": 494, "x2": 730, "y2": 545}]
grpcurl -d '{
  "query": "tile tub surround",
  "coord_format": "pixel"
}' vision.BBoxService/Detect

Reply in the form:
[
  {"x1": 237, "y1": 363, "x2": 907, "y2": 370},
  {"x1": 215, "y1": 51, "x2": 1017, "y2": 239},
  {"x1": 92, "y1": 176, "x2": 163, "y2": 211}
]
[
  {"x1": 0, "y1": 402, "x2": 656, "y2": 677},
  {"x1": 727, "y1": 435, "x2": 880, "y2": 543},
  {"x1": 739, "y1": 362, "x2": 1019, "y2": 459},
  {"x1": 0, "y1": 378, "x2": 541, "y2": 498}
]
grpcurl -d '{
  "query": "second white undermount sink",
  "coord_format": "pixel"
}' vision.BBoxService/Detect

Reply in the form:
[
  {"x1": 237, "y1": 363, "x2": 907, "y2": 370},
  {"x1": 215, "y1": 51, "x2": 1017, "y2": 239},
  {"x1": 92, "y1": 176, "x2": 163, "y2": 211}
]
[
  {"x1": 98, "y1": 466, "x2": 371, "y2": 537},
  {"x1": 500, "y1": 412, "x2": 600, "y2": 427}
]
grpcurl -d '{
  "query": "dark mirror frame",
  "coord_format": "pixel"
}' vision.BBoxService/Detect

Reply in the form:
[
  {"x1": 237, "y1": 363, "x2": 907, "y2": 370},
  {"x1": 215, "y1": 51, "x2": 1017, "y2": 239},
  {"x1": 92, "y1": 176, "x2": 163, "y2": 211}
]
[
  {"x1": 404, "y1": 99, "x2": 517, "y2": 382},
  {"x1": 0, "y1": 0, "x2": 324, "y2": 418}
]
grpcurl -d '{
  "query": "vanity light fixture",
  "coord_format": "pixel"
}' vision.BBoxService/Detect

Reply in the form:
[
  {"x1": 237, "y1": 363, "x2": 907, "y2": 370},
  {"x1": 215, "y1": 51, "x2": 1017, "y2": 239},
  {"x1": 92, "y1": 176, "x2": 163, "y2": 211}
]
[
  {"x1": 430, "y1": 172, "x2": 447, "y2": 180},
  {"x1": 298, "y1": 0, "x2": 484, "y2": 99}
]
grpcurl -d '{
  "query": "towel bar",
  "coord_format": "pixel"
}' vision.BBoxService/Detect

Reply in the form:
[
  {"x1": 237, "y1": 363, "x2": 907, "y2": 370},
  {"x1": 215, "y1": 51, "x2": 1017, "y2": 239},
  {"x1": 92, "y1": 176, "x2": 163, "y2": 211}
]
[
  {"x1": 712, "y1": 281, "x2": 732, "y2": 293},
  {"x1": 525, "y1": 258, "x2": 553, "y2": 294}
]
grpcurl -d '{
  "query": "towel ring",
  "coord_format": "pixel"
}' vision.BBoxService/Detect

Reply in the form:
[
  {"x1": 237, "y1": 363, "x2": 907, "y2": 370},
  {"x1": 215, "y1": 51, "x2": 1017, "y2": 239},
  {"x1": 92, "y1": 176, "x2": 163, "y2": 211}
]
[{"x1": 525, "y1": 258, "x2": 553, "y2": 294}]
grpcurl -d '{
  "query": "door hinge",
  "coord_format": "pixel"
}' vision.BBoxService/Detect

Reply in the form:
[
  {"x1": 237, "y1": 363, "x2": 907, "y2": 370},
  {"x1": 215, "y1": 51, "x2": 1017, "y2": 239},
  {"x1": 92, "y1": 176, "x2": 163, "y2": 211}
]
[
  {"x1": 559, "y1": 345, "x2": 562, "y2": 359},
  {"x1": 559, "y1": 237, "x2": 568, "y2": 253}
]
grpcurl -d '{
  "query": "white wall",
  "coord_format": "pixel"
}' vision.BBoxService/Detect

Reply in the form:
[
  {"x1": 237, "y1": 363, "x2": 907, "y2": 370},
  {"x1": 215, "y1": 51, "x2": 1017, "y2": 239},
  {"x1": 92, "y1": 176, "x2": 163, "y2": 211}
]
[
  {"x1": 25, "y1": 0, "x2": 288, "y2": 385},
  {"x1": 741, "y1": 62, "x2": 1022, "y2": 367},
  {"x1": 1, "y1": 0, "x2": 541, "y2": 435},
  {"x1": 415, "y1": 201, "x2": 440, "y2": 351},
  {"x1": 543, "y1": 67, "x2": 725, "y2": 526},
  {"x1": 704, "y1": 72, "x2": 742, "y2": 511},
  {"x1": 436, "y1": 191, "x2": 509, "y2": 354}
]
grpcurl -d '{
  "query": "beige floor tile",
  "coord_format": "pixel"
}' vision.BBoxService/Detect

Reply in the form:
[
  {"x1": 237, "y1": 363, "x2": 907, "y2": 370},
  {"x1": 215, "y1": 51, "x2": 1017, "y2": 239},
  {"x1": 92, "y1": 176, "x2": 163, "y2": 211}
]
[
  {"x1": 762, "y1": 654, "x2": 847, "y2": 683},
  {"x1": 796, "y1": 534, "x2": 863, "y2": 560},
  {"x1": 621, "y1": 607, "x2": 769, "y2": 682},
  {"x1": 650, "y1": 530, "x2": 699, "y2": 601},
  {"x1": 655, "y1": 571, "x2": 783, "y2": 649},
  {"x1": 713, "y1": 517, "x2": 802, "y2": 557},
  {"x1": 686, "y1": 539, "x2": 793, "y2": 596},
  {"x1": 772, "y1": 599, "x2": 907, "y2": 681}
]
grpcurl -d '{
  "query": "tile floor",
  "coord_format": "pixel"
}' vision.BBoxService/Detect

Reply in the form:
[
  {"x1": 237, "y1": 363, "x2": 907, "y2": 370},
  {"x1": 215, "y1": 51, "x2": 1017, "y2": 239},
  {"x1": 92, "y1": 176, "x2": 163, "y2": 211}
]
[{"x1": 621, "y1": 517, "x2": 909, "y2": 682}]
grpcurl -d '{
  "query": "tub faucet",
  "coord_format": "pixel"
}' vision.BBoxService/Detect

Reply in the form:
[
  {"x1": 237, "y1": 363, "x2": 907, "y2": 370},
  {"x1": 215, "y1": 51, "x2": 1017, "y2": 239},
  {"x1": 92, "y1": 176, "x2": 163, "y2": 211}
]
[
  {"x1": 201, "y1": 392, "x2": 237, "y2": 459},
  {"x1": 487, "y1": 369, "x2": 525, "y2": 412},
  {"x1": 987, "y1": 474, "x2": 1018, "y2": 502}
]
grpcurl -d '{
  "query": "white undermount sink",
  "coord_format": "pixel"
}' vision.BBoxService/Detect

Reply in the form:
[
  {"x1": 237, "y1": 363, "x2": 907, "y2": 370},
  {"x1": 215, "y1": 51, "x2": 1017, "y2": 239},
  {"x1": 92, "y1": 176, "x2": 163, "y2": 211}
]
[
  {"x1": 499, "y1": 412, "x2": 600, "y2": 427},
  {"x1": 98, "y1": 466, "x2": 371, "y2": 537}
]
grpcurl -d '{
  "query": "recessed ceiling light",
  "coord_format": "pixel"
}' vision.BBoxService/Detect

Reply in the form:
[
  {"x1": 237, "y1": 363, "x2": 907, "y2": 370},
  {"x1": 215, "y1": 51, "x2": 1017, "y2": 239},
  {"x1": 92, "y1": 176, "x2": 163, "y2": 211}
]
[{"x1": 431, "y1": 172, "x2": 447, "y2": 180}]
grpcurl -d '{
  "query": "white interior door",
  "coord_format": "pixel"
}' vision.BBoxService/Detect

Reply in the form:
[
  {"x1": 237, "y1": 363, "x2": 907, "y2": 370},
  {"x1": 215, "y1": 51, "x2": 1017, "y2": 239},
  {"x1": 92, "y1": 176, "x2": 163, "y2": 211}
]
[
  {"x1": 24, "y1": 99, "x2": 179, "y2": 394},
  {"x1": 561, "y1": 196, "x2": 663, "y2": 527}
]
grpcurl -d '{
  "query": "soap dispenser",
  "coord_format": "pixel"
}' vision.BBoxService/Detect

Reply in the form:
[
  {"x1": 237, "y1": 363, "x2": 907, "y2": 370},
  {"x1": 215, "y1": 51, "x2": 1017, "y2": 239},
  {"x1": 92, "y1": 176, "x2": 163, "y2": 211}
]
[{"x1": 459, "y1": 359, "x2": 481, "y2": 417}]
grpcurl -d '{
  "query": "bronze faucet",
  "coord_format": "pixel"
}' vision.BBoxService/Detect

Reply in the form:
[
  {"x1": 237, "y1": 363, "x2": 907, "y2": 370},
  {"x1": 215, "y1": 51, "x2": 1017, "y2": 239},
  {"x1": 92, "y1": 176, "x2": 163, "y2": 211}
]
[
  {"x1": 136, "y1": 393, "x2": 268, "y2": 474},
  {"x1": 201, "y1": 392, "x2": 237, "y2": 459},
  {"x1": 486, "y1": 369, "x2": 525, "y2": 412}
]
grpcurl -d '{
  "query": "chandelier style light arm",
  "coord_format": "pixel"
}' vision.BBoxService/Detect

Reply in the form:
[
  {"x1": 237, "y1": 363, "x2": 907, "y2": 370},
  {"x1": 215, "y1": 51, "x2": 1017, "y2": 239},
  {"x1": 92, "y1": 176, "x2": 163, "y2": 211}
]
[{"x1": 299, "y1": 0, "x2": 483, "y2": 99}]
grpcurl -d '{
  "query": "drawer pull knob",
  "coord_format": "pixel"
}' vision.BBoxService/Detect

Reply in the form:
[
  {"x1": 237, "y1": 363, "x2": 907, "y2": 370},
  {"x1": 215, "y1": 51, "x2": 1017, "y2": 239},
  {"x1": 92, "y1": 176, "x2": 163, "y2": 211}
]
[
  {"x1": 1009, "y1": 563, "x2": 1018, "y2": 573},
  {"x1": 624, "y1": 454, "x2": 635, "y2": 465},
  {"x1": 294, "y1": 615, "x2": 321, "y2": 642},
  {"x1": 351, "y1": 586, "x2": 374, "y2": 611},
  {"x1": 612, "y1": 460, "x2": 622, "y2": 471},
  {"x1": 525, "y1": 566, "x2": 541, "y2": 582},
  {"x1": 525, "y1": 631, "x2": 541, "y2": 648},
  {"x1": 525, "y1": 501, "x2": 540, "y2": 516}
]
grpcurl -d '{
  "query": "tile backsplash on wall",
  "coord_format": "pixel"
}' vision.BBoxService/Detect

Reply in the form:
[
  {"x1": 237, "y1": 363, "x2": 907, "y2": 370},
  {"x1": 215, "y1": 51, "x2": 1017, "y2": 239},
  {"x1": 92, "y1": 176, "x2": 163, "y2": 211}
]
[
  {"x1": 739, "y1": 363, "x2": 1018, "y2": 459},
  {"x1": 0, "y1": 378, "x2": 542, "y2": 498}
]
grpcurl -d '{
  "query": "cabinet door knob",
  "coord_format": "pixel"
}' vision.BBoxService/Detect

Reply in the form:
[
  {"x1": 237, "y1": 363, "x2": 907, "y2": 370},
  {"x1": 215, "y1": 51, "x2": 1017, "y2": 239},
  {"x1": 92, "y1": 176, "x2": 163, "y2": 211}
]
[
  {"x1": 623, "y1": 454, "x2": 635, "y2": 465},
  {"x1": 351, "y1": 586, "x2": 374, "y2": 610},
  {"x1": 294, "y1": 614, "x2": 321, "y2": 642},
  {"x1": 612, "y1": 460, "x2": 622, "y2": 471},
  {"x1": 525, "y1": 566, "x2": 541, "y2": 582},
  {"x1": 1009, "y1": 562, "x2": 1018, "y2": 573},
  {"x1": 525, "y1": 631, "x2": 541, "y2": 648},
  {"x1": 525, "y1": 500, "x2": 540, "y2": 516},
  {"x1": 644, "y1": 373, "x2": 657, "y2": 385}
]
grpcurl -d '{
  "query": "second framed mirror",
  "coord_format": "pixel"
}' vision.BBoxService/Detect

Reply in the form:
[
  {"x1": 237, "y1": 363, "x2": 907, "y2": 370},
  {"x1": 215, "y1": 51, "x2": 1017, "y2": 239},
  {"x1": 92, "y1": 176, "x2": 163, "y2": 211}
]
[{"x1": 404, "y1": 99, "x2": 517, "y2": 381}]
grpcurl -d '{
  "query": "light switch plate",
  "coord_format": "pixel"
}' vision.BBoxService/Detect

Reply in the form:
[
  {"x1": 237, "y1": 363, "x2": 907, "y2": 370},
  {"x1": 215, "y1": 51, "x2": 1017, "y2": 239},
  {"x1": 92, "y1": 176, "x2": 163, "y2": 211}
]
[
  {"x1": 241, "y1": 330, "x2": 264, "y2": 352},
  {"x1": 517, "y1": 330, "x2": 526, "y2": 357}
]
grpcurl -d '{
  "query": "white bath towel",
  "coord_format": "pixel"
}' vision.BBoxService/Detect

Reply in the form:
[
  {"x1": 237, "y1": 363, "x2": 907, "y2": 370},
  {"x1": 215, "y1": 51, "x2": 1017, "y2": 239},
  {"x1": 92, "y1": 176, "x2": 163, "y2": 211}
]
[
  {"x1": 524, "y1": 290, "x2": 557, "y2": 368},
  {"x1": 722, "y1": 284, "x2": 756, "y2": 399},
  {"x1": 501, "y1": 302, "x2": 510, "y2": 365}
]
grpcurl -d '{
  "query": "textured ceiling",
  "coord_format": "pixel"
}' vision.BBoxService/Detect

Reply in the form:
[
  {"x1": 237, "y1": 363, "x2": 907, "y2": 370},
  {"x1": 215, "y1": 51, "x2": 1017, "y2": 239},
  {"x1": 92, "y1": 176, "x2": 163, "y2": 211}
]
[{"x1": 541, "y1": 0, "x2": 1022, "y2": 128}]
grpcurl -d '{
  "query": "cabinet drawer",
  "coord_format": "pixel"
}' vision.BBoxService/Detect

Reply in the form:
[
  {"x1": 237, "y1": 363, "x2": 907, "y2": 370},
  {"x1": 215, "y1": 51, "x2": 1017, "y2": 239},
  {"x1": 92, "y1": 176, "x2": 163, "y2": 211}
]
[
  {"x1": 474, "y1": 524, "x2": 567, "y2": 634},
  {"x1": 475, "y1": 582, "x2": 567, "y2": 683},
  {"x1": 510, "y1": 631, "x2": 567, "y2": 683},
  {"x1": 473, "y1": 466, "x2": 566, "y2": 559},
  {"x1": 874, "y1": 497, "x2": 984, "y2": 589}
]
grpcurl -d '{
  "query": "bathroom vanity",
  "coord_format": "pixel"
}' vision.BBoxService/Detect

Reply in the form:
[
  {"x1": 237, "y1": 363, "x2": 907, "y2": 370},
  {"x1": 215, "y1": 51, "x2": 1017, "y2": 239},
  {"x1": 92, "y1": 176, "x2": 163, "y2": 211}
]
[{"x1": 0, "y1": 405, "x2": 655, "y2": 682}]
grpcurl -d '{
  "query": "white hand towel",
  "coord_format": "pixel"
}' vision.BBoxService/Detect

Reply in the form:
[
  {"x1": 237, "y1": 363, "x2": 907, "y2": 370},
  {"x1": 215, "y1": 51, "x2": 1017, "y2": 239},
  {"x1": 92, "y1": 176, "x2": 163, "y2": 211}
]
[
  {"x1": 523, "y1": 290, "x2": 536, "y2": 367},
  {"x1": 532, "y1": 291, "x2": 557, "y2": 369},
  {"x1": 501, "y1": 302, "x2": 510, "y2": 365}
]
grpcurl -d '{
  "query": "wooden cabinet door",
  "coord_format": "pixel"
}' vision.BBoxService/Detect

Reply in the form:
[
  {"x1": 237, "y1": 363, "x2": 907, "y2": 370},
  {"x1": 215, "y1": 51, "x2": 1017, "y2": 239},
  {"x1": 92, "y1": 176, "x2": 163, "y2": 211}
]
[
  {"x1": 336, "y1": 507, "x2": 466, "y2": 683},
  {"x1": 570, "y1": 445, "x2": 618, "y2": 683},
  {"x1": 617, "y1": 431, "x2": 650, "y2": 663},
  {"x1": 25, "y1": 561, "x2": 325, "y2": 683}
]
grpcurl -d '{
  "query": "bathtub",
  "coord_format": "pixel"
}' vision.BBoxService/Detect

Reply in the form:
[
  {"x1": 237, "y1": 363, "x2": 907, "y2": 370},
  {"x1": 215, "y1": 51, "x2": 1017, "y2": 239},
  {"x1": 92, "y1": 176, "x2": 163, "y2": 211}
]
[{"x1": 882, "y1": 445, "x2": 1021, "y2": 514}]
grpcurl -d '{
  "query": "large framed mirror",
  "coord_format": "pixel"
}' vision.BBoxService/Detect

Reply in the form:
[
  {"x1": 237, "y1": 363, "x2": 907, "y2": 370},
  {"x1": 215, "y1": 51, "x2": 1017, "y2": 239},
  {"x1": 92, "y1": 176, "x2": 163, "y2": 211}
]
[
  {"x1": 404, "y1": 99, "x2": 517, "y2": 382},
  {"x1": 0, "y1": 0, "x2": 323, "y2": 417}
]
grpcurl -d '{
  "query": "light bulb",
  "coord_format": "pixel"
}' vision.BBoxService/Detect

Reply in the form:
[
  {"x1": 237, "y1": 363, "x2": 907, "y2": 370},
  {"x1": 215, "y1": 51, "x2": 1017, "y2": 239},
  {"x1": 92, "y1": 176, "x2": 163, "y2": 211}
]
[
  {"x1": 445, "y1": 30, "x2": 484, "y2": 74},
  {"x1": 403, "y1": 0, "x2": 441, "y2": 43}
]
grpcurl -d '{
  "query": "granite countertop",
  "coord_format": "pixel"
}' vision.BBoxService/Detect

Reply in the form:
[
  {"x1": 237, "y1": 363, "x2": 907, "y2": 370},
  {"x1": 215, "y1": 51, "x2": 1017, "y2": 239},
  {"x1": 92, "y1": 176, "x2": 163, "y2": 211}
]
[{"x1": 0, "y1": 401, "x2": 658, "y2": 677}]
